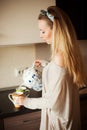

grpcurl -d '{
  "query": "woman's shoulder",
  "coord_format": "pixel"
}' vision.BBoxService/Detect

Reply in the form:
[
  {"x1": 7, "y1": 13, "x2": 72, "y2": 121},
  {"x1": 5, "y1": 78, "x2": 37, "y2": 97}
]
[{"x1": 53, "y1": 52, "x2": 65, "y2": 68}]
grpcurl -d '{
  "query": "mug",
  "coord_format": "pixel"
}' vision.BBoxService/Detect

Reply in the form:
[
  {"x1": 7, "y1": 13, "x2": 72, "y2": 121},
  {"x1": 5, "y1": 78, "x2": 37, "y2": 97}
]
[{"x1": 8, "y1": 92, "x2": 24, "y2": 108}]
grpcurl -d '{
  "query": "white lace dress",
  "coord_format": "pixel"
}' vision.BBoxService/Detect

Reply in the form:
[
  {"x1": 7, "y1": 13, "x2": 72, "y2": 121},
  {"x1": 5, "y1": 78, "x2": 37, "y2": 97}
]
[{"x1": 23, "y1": 61, "x2": 81, "y2": 130}]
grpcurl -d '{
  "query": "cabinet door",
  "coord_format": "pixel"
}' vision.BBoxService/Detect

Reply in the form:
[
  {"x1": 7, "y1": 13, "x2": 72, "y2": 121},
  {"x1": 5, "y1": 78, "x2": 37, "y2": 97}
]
[
  {"x1": 80, "y1": 99, "x2": 87, "y2": 130},
  {"x1": 56, "y1": 0, "x2": 87, "y2": 39},
  {"x1": 0, "y1": 119, "x2": 4, "y2": 130},
  {"x1": 4, "y1": 111, "x2": 41, "y2": 130},
  {"x1": 0, "y1": 0, "x2": 55, "y2": 45}
]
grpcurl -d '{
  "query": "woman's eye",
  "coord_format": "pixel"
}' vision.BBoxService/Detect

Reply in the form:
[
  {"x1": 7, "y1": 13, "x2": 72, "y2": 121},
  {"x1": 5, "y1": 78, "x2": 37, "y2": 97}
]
[
  {"x1": 40, "y1": 30, "x2": 45, "y2": 34},
  {"x1": 42, "y1": 31, "x2": 45, "y2": 34}
]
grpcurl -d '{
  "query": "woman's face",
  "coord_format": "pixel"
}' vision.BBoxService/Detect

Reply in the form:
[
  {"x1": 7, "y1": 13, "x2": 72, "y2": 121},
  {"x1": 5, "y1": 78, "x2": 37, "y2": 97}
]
[{"x1": 38, "y1": 20, "x2": 53, "y2": 44}]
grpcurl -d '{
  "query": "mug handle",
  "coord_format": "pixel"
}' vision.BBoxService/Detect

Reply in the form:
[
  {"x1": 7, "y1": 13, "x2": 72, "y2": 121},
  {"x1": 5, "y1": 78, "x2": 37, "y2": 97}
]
[{"x1": 8, "y1": 93, "x2": 14, "y2": 103}]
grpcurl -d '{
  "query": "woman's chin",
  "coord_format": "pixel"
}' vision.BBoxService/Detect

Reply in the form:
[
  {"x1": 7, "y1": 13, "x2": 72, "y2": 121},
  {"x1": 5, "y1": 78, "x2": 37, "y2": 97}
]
[
  {"x1": 47, "y1": 42, "x2": 51, "y2": 44},
  {"x1": 43, "y1": 40, "x2": 51, "y2": 44}
]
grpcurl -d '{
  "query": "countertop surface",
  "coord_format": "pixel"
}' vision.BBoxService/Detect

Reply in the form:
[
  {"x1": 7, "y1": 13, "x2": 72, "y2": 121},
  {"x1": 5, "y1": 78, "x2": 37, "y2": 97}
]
[
  {"x1": 0, "y1": 87, "x2": 41, "y2": 119},
  {"x1": 0, "y1": 86, "x2": 87, "y2": 119},
  {"x1": 79, "y1": 86, "x2": 87, "y2": 99}
]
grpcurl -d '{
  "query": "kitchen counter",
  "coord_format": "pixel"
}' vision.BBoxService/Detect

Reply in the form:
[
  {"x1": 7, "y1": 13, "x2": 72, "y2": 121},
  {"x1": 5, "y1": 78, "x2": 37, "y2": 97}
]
[
  {"x1": 0, "y1": 87, "x2": 41, "y2": 119},
  {"x1": 0, "y1": 86, "x2": 87, "y2": 130},
  {"x1": 0, "y1": 86, "x2": 87, "y2": 119},
  {"x1": 79, "y1": 87, "x2": 87, "y2": 99}
]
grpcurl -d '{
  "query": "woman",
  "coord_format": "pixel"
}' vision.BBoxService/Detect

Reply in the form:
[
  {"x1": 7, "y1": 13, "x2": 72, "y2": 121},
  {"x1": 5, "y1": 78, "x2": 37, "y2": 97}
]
[{"x1": 17, "y1": 6, "x2": 86, "y2": 130}]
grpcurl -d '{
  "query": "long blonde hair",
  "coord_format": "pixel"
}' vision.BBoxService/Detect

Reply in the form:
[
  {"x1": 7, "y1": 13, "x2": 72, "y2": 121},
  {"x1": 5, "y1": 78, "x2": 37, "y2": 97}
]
[{"x1": 38, "y1": 6, "x2": 86, "y2": 88}]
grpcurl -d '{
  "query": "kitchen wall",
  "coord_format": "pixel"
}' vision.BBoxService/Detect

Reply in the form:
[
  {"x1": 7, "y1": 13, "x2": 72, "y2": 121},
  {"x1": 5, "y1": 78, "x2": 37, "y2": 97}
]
[
  {"x1": 0, "y1": 0, "x2": 55, "y2": 45},
  {"x1": 0, "y1": 40, "x2": 87, "y2": 89},
  {"x1": 79, "y1": 40, "x2": 87, "y2": 77},
  {"x1": 0, "y1": 44, "x2": 36, "y2": 88},
  {"x1": 0, "y1": 43, "x2": 51, "y2": 89}
]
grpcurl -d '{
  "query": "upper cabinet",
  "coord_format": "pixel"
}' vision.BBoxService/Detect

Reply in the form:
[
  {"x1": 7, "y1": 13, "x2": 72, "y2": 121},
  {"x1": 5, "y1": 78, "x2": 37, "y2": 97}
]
[
  {"x1": 0, "y1": 0, "x2": 55, "y2": 45},
  {"x1": 56, "y1": 0, "x2": 87, "y2": 39}
]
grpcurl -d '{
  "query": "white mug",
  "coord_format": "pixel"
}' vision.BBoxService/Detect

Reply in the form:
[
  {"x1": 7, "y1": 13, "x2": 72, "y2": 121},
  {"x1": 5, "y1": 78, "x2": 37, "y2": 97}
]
[{"x1": 8, "y1": 92, "x2": 23, "y2": 108}]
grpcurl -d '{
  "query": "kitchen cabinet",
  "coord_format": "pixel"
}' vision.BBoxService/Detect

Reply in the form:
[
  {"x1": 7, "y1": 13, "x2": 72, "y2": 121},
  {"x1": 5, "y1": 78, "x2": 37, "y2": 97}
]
[
  {"x1": 79, "y1": 87, "x2": 87, "y2": 130},
  {"x1": 0, "y1": 88, "x2": 42, "y2": 130},
  {"x1": 80, "y1": 98, "x2": 87, "y2": 130},
  {"x1": 56, "y1": 0, "x2": 87, "y2": 39},
  {"x1": 0, "y1": 0, "x2": 55, "y2": 45},
  {"x1": 0, "y1": 111, "x2": 41, "y2": 130}
]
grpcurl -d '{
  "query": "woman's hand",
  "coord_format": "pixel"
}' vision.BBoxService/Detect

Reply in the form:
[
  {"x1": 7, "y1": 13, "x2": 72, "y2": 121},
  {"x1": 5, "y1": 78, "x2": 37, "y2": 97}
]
[
  {"x1": 34, "y1": 59, "x2": 42, "y2": 67},
  {"x1": 17, "y1": 95, "x2": 26, "y2": 106},
  {"x1": 34, "y1": 59, "x2": 49, "y2": 68}
]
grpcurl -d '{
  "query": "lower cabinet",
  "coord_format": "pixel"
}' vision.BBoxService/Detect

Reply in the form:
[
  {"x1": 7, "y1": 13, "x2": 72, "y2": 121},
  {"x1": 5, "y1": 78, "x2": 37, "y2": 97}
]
[
  {"x1": 80, "y1": 98, "x2": 87, "y2": 130},
  {"x1": 3, "y1": 111, "x2": 41, "y2": 130}
]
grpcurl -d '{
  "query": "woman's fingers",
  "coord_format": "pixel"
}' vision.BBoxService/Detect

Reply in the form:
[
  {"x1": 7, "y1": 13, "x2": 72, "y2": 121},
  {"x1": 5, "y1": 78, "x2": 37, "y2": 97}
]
[{"x1": 34, "y1": 60, "x2": 42, "y2": 67}]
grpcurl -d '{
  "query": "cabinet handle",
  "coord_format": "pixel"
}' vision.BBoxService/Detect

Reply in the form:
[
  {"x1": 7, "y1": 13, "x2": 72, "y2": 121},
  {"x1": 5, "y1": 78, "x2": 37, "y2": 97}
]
[
  {"x1": 23, "y1": 118, "x2": 40, "y2": 123},
  {"x1": 23, "y1": 119, "x2": 31, "y2": 123}
]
